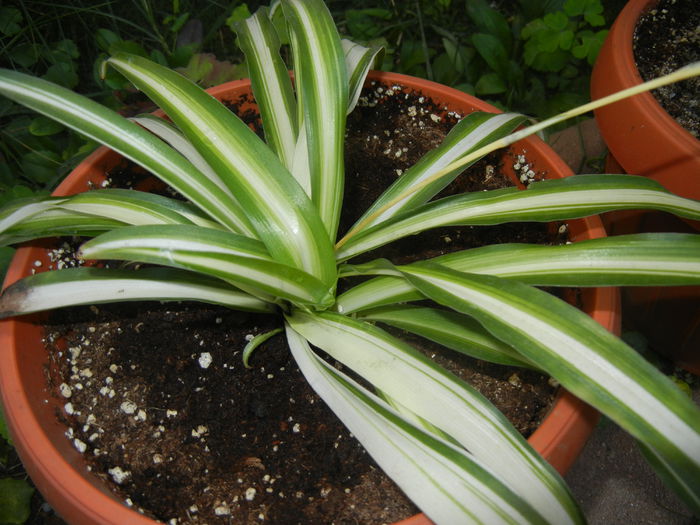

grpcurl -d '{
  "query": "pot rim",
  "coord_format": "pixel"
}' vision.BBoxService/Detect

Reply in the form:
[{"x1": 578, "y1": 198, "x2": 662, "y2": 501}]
[{"x1": 0, "y1": 72, "x2": 617, "y2": 525}]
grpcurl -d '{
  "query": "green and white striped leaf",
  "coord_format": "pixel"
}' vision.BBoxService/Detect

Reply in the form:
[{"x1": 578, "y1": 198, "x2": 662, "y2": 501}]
[
  {"x1": 638, "y1": 441, "x2": 700, "y2": 514},
  {"x1": 105, "y1": 53, "x2": 336, "y2": 286},
  {"x1": 0, "y1": 196, "x2": 66, "y2": 235},
  {"x1": 0, "y1": 267, "x2": 273, "y2": 318},
  {"x1": 358, "y1": 304, "x2": 536, "y2": 368},
  {"x1": 0, "y1": 209, "x2": 125, "y2": 246},
  {"x1": 58, "y1": 189, "x2": 203, "y2": 226},
  {"x1": 130, "y1": 115, "x2": 239, "y2": 201},
  {"x1": 234, "y1": 6, "x2": 298, "y2": 169},
  {"x1": 0, "y1": 190, "x2": 233, "y2": 246},
  {"x1": 285, "y1": 324, "x2": 550, "y2": 525},
  {"x1": 336, "y1": 233, "x2": 700, "y2": 313},
  {"x1": 337, "y1": 175, "x2": 700, "y2": 260},
  {"x1": 286, "y1": 310, "x2": 584, "y2": 525},
  {"x1": 78, "y1": 225, "x2": 333, "y2": 307},
  {"x1": 345, "y1": 112, "x2": 527, "y2": 236},
  {"x1": 400, "y1": 263, "x2": 700, "y2": 504},
  {"x1": 282, "y1": 0, "x2": 348, "y2": 238},
  {"x1": 342, "y1": 39, "x2": 384, "y2": 114},
  {"x1": 0, "y1": 68, "x2": 253, "y2": 235}
]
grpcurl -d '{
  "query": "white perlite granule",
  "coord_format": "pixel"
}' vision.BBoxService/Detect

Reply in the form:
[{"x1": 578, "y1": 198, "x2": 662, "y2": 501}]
[{"x1": 198, "y1": 352, "x2": 213, "y2": 369}]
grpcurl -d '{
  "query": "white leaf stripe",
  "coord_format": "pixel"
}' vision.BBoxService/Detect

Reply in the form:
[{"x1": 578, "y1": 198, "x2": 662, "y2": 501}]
[
  {"x1": 0, "y1": 210, "x2": 124, "y2": 245},
  {"x1": 285, "y1": 324, "x2": 549, "y2": 525},
  {"x1": 234, "y1": 7, "x2": 298, "y2": 169},
  {"x1": 287, "y1": 310, "x2": 583, "y2": 525},
  {"x1": 401, "y1": 265, "x2": 700, "y2": 492},
  {"x1": 130, "y1": 115, "x2": 237, "y2": 199},
  {"x1": 0, "y1": 268, "x2": 273, "y2": 318},
  {"x1": 283, "y1": 0, "x2": 347, "y2": 238},
  {"x1": 358, "y1": 305, "x2": 536, "y2": 368},
  {"x1": 335, "y1": 233, "x2": 700, "y2": 314},
  {"x1": 0, "y1": 69, "x2": 251, "y2": 235},
  {"x1": 351, "y1": 112, "x2": 527, "y2": 231},
  {"x1": 337, "y1": 176, "x2": 700, "y2": 260},
  {"x1": 106, "y1": 53, "x2": 336, "y2": 286},
  {"x1": 78, "y1": 225, "x2": 332, "y2": 306},
  {"x1": 0, "y1": 196, "x2": 66, "y2": 234},
  {"x1": 638, "y1": 441, "x2": 700, "y2": 515},
  {"x1": 342, "y1": 39, "x2": 383, "y2": 114}
]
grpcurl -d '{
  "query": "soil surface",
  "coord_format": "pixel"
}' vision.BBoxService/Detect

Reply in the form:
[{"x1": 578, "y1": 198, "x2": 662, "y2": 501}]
[
  {"x1": 634, "y1": 0, "x2": 700, "y2": 136},
  {"x1": 37, "y1": 82, "x2": 563, "y2": 524}
]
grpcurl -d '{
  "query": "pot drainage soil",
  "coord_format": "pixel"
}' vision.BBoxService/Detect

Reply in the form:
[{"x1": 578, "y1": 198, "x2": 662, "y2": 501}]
[
  {"x1": 40, "y1": 82, "x2": 562, "y2": 524},
  {"x1": 634, "y1": 0, "x2": 700, "y2": 137}
]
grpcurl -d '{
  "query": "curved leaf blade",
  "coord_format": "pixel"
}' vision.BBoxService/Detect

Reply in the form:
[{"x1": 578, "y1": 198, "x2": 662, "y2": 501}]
[
  {"x1": 285, "y1": 324, "x2": 550, "y2": 525},
  {"x1": 342, "y1": 39, "x2": 384, "y2": 114},
  {"x1": 400, "y1": 264, "x2": 700, "y2": 504},
  {"x1": 286, "y1": 310, "x2": 584, "y2": 525},
  {"x1": 337, "y1": 175, "x2": 700, "y2": 261},
  {"x1": 358, "y1": 304, "x2": 536, "y2": 368},
  {"x1": 283, "y1": 0, "x2": 348, "y2": 238},
  {"x1": 345, "y1": 112, "x2": 528, "y2": 235},
  {"x1": 106, "y1": 53, "x2": 336, "y2": 286},
  {"x1": 0, "y1": 267, "x2": 273, "y2": 318},
  {"x1": 78, "y1": 225, "x2": 333, "y2": 306},
  {"x1": 234, "y1": 6, "x2": 298, "y2": 170},
  {"x1": 335, "y1": 233, "x2": 700, "y2": 313},
  {"x1": 0, "y1": 68, "x2": 252, "y2": 234}
]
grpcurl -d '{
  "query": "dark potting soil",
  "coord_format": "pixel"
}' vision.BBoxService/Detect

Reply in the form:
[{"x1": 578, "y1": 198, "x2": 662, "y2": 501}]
[
  {"x1": 39, "y1": 82, "x2": 561, "y2": 524},
  {"x1": 634, "y1": 0, "x2": 700, "y2": 137}
]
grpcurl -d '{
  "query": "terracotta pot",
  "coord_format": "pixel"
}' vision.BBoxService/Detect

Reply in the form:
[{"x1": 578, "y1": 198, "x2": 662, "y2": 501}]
[
  {"x1": 0, "y1": 72, "x2": 619, "y2": 525},
  {"x1": 590, "y1": 0, "x2": 700, "y2": 206},
  {"x1": 591, "y1": 0, "x2": 700, "y2": 374}
]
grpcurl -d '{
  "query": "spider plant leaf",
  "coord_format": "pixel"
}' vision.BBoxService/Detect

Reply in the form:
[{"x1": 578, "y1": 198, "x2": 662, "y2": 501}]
[
  {"x1": 285, "y1": 324, "x2": 552, "y2": 525},
  {"x1": 342, "y1": 39, "x2": 384, "y2": 113},
  {"x1": 286, "y1": 310, "x2": 584, "y2": 525},
  {"x1": 130, "y1": 115, "x2": 237, "y2": 200},
  {"x1": 57, "y1": 189, "x2": 203, "y2": 226},
  {"x1": 400, "y1": 264, "x2": 700, "y2": 503},
  {"x1": 0, "y1": 267, "x2": 274, "y2": 318},
  {"x1": 0, "y1": 209, "x2": 125, "y2": 246},
  {"x1": 637, "y1": 440, "x2": 700, "y2": 515},
  {"x1": 233, "y1": 6, "x2": 298, "y2": 170},
  {"x1": 358, "y1": 304, "x2": 536, "y2": 369},
  {"x1": 0, "y1": 196, "x2": 67, "y2": 234},
  {"x1": 106, "y1": 53, "x2": 336, "y2": 286},
  {"x1": 345, "y1": 112, "x2": 528, "y2": 235},
  {"x1": 78, "y1": 225, "x2": 333, "y2": 307},
  {"x1": 335, "y1": 233, "x2": 700, "y2": 313},
  {"x1": 0, "y1": 68, "x2": 253, "y2": 235},
  {"x1": 337, "y1": 174, "x2": 700, "y2": 260},
  {"x1": 282, "y1": 0, "x2": 348, "y2": 239},
  {"x1": 0, "y1": 190, "x2": 231, "y2": 245}
]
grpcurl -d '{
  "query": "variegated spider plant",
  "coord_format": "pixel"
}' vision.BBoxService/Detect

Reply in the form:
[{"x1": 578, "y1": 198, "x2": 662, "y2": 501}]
[{"x1": 0, "y1": 1, "x2": 699, "y2": 523}]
